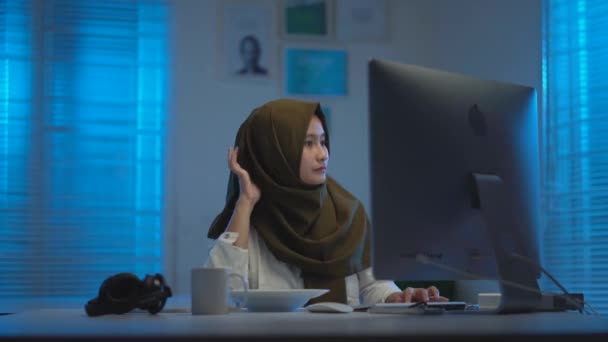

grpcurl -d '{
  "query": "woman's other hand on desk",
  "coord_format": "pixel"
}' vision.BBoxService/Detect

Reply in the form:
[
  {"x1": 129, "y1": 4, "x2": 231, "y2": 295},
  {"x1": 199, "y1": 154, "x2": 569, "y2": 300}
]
[{"x1": 385, "y1": 286, "x2": 449, "y2": 303}]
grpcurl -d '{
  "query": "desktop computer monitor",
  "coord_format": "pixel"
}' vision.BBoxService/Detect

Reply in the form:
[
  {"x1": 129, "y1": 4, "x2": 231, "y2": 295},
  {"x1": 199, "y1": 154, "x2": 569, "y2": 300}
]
[{"x1": 368, "y1": 59, "x2": 542, "y2": 313}]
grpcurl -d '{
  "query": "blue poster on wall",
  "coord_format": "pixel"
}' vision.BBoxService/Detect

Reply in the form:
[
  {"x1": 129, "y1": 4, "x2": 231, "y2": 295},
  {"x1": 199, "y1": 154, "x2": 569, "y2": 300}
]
[{"x1": 284, "y1": 48, "x2": 347, "y2": 96}]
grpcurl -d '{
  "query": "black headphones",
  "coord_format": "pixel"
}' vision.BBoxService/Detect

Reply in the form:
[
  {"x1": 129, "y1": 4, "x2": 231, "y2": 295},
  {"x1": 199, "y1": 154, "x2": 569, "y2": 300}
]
[{"x1": 85, "y1": 273, "x2": 173, "y2": 316}]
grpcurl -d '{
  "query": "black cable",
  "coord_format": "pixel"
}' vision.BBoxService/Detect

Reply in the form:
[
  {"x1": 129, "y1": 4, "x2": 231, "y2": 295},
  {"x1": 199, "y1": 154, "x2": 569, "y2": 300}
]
[
  {"x1": 415, "y1": 253, "x2": 596, "y2": 315},
  {"x1": 510, "y1": 253, "x2": 599, "y2": 315}
]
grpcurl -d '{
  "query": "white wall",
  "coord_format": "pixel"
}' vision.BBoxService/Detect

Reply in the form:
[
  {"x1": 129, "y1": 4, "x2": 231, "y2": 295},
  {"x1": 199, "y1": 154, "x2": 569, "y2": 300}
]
[{"x1": 166, "y1": 0, "x2": 541, "y2": 296}]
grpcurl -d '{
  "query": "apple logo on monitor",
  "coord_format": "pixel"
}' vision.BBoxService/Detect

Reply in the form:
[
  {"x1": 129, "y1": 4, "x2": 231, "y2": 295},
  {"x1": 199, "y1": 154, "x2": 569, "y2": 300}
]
[{"x1": 468, "y1": 104, "x2": 487, "y2": 137}]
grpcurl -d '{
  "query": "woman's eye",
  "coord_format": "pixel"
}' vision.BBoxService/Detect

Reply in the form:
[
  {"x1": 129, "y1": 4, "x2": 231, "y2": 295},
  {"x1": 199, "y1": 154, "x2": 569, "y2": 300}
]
[
  {"x1": 305, "y1": 141, "x2": 314, "y2": 147},
  {"x1": 320, "y1": 140, "x2": 326, "y2": 146}
]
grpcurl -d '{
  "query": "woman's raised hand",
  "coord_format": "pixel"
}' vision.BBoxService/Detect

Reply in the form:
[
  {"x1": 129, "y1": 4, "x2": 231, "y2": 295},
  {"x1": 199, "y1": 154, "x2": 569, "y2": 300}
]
[{"x1": 228, "y1": 146, "x2": 261, "y2": 207}]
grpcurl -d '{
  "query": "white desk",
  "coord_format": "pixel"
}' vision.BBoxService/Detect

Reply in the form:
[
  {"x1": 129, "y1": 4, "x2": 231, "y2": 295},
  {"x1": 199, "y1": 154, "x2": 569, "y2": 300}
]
[{"x1": 1, "y1": 305, "x2": 608, "y2": 342}]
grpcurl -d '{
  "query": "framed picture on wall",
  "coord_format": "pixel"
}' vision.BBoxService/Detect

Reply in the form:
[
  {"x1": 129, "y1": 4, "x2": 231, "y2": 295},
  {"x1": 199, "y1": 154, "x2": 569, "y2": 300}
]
[
  {"x1": 218, "y1": 0, "x2": 278, "y2": 81},
  {"x1": 282, "y1": 46, "x2": 347, "y2": 97},
  {"x1": 336, "y1": 0, "x2": 388, "y2": 42},
  {"x1": 280, "y1": 0, "x2": 334, "y2": 40}
]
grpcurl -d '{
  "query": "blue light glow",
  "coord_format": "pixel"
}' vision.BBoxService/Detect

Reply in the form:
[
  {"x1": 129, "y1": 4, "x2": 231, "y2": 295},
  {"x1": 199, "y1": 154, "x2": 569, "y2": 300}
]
[{"x1": 0, "y1": 0, "x2": 167, "y2": 296}]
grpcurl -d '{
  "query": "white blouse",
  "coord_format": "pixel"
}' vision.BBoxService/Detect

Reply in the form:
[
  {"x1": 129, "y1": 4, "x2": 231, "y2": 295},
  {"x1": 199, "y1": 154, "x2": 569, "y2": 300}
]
[{"x1": 204, "y1": 228, "x2": 401, "y2": 306}]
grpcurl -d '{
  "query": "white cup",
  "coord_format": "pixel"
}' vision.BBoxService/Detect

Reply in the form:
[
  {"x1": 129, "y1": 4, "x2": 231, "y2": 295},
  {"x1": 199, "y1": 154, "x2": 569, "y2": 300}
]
[{"x1": 191, "y1": 267, "x2": 247, "y2": 315}]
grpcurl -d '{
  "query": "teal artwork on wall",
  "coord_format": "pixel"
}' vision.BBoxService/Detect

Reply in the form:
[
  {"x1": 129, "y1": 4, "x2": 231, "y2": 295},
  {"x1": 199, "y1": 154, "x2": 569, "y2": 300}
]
[{"x1": 284, "y1": 48, "x2": 347, "y2": 96}]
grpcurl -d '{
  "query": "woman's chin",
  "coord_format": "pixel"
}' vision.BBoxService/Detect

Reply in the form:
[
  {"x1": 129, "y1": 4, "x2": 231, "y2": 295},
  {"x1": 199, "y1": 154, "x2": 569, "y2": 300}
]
[{"x1": 301, "y1": 175, "x2": 326, "y2": 186}]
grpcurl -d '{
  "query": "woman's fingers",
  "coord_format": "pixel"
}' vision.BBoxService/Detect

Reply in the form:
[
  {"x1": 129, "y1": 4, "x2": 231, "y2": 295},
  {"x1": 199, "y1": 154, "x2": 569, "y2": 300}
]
[
  {"x1": 400, "y1": 286, "x2": 449, "y2": 303},
  {"x1": 228, "y1": 147, "x2": 255, "y2": 188},
  {"x1": 426, "y1": 286, "x2": 449, "y2": 302},
  {"x1": 403, "y1": 287, "x2": 429, "y2": 302},
  {"x1": 428, "y1": 295, "x2": 442, "y2": 302},
  {"x1": 414, "y1": 288, "x2": 430, "y2": 302},
  {"x1": 228, "y1": 147, "x2": 245, "y2": 176},
  {"x1": 404, "y1": 287, "x2": 447, "y2": 303},
  {"x1": 228, "y1": 146, "x2": 236, "y2": 170},
  {"x1": 226, "y1": 146, "x2": 261, "y2": 204},
  {"x1": 427, "y1": 286, "x2": 440, "y2": 298},
  {"x1": 403, "y1": 287, "x2": 415, "y2": 303},
  {"x1": 430, "y1": 295, "x2": 450, "y2": 302}
]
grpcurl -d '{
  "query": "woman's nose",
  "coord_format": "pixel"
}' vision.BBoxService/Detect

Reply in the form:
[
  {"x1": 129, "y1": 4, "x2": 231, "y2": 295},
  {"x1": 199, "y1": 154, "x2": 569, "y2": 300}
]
[{"x1": 317, "y1": 146, "x2": 328, "y2": 161}]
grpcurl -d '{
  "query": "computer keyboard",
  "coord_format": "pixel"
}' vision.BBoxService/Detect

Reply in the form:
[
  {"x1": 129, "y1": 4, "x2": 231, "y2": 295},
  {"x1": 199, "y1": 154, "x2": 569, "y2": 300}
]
[
  {"x1": 367, "y1": 301, "x2": 468, "y2": 314},
  {"x1": 424, "y1": 301, "x2": 467, "y2": 310}
]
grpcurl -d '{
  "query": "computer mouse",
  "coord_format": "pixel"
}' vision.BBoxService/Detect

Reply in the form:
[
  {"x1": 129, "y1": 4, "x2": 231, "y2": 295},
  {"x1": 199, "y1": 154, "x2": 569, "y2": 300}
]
[{"x1": 305, "y1": 302, "x2": 354, "y2": 313}]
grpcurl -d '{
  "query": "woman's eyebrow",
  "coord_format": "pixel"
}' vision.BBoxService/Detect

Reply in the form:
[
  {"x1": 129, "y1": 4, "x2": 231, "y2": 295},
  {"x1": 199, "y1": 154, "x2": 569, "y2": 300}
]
[{"x1": 305, "y1": 133, "x2": 326, "y2": 138}]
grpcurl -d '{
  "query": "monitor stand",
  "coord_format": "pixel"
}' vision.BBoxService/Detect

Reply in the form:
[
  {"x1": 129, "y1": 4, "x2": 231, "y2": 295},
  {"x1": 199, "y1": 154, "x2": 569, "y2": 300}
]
[{"x1": 472, "y1": 173, "x2": 542, "y2": 314}]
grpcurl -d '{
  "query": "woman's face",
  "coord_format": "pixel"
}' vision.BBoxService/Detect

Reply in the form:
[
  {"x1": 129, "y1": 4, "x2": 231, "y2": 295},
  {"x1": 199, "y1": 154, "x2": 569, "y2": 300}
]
[{"x1": 299, "y1": 115, "x2": 329, "y2": 185}]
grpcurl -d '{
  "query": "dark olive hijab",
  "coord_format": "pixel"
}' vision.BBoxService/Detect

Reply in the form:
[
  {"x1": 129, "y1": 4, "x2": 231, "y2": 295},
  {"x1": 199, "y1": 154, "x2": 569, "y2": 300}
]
[{"x1": 208, "y1": 99, "x2": 371, "y2": 304}]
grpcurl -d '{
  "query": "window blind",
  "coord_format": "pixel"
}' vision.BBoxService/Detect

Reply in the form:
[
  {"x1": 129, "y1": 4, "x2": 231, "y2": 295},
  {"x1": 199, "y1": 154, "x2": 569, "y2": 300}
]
[
  {"x1": 0, "y1": 0, "x2": 167, "y2": 297},
  {"x1": 542, "y1": 0, "x2": 608, "y2": 314},
  {"x1": 0, "y1": 0, "x2": 33, "y2": 296}
]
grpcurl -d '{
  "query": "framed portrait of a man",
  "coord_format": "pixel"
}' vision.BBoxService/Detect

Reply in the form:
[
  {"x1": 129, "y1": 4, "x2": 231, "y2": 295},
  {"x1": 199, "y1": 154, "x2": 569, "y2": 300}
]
[{"x1": 219, "y1": 0, "x2": 277, "y2": 81}]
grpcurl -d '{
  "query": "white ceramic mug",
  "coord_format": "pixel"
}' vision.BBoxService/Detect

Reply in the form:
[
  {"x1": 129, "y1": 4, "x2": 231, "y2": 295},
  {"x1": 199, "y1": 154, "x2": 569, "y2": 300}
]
[{"x1": 191, "y1": 267, "x2": 247, "y2": 315}]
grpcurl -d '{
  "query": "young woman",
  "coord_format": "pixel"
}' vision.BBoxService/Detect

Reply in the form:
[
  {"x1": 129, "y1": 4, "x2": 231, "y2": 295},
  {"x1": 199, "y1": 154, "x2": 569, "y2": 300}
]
[{"x1": 205, "y1": 99, "x2": 447, "y2": 305}]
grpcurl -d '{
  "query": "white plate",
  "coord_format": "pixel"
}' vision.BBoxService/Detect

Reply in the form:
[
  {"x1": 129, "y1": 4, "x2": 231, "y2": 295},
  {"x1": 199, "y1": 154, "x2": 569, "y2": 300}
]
[{"x1": 230, "y1": 289, "x2": 329, "y2": 312}]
